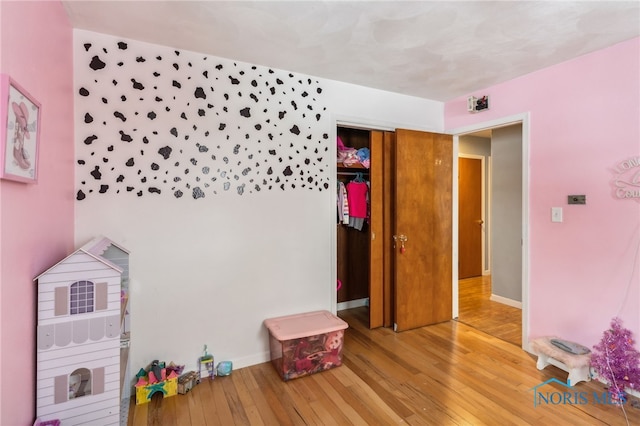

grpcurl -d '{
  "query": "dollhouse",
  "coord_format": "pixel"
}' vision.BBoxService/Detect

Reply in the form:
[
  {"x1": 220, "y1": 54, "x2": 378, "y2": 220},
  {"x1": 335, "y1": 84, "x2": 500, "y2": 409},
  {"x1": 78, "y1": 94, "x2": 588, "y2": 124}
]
[{"x1": 34, "y1": 236, "x2": 130, "y2": 426}]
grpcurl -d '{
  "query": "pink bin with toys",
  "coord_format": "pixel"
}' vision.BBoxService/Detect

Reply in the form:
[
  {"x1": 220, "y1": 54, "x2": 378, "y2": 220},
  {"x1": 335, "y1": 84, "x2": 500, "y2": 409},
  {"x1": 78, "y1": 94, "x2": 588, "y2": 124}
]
[{"x1": 264, "y1": 310, "x2": 348, "y2": 381}]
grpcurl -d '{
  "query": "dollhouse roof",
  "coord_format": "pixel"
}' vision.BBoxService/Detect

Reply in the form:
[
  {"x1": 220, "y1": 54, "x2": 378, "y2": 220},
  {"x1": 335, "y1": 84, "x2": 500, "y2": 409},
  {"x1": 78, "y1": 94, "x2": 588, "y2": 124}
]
[{"x1": 34, "y1": 235, "x2": 129, "y2": 280}]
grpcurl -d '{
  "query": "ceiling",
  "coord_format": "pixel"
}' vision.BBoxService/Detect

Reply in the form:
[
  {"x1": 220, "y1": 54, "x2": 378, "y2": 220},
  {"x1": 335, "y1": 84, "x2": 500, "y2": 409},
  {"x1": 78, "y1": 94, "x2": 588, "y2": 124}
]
[{"x1": 62, "y1": 1, "x2": 640, "y2": 102}]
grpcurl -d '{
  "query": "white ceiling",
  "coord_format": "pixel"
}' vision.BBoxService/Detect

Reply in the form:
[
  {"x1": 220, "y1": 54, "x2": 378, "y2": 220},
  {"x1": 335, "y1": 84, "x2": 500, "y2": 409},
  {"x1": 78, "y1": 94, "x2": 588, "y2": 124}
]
[{"x1": 62, "y1": 1, "x2": 640, "y2": 102}]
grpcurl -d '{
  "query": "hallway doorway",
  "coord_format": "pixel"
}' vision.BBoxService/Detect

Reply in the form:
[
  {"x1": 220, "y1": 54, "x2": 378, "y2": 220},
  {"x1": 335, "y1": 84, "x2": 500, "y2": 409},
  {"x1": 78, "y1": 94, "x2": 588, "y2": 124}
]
[{"x1": 452, "y1": 114, "x2": 529, "y2": 348}]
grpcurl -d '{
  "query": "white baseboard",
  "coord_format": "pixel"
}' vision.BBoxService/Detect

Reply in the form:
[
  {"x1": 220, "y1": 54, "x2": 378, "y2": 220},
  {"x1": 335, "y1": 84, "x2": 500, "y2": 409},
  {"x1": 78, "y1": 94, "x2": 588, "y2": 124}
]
[
  {"x1": 337, "y1": 298, "x2": 368, "y2": 311},
  {"x1": 490, "y1": 294, "x2": 522, "y2": 309}
]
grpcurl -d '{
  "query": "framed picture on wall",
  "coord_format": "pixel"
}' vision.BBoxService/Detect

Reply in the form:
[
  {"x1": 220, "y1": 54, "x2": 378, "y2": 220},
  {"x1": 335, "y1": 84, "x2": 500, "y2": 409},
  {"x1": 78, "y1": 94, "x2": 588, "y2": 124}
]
[{"x1": 0, "y1": 74, "x2": 41, "y2": 183}]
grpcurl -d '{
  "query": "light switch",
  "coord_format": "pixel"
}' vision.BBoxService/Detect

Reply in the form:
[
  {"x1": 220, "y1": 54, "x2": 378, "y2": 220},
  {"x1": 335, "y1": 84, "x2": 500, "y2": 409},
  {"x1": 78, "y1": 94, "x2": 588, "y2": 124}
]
[{"x1": 551, "y1": 207, "x2": 563, "y2": 223}]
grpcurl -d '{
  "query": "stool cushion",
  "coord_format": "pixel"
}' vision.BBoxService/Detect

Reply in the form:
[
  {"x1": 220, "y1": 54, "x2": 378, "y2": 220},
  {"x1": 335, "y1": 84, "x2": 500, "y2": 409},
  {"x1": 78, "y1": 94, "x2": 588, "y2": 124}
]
[{"x1": 531, "y1": 336, "x2": 591, "y2": 368}]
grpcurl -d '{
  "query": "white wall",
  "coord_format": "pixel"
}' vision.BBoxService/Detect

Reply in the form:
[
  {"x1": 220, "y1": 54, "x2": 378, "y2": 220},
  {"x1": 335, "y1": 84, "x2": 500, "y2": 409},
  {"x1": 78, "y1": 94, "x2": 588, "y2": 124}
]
[{"x1": 73, "y1": 30, "x2": 443, "y2": 377}]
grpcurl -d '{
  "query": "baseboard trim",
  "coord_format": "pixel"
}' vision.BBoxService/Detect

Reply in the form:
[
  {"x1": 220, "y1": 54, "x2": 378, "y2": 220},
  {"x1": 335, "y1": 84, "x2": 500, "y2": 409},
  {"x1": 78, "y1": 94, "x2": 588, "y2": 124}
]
[
  {"x1": 337, "y1": 298, "x2": 368, "y2": 311},
  {"x1": 490, "y1": 294, "x2": 522, "y2": 309}
]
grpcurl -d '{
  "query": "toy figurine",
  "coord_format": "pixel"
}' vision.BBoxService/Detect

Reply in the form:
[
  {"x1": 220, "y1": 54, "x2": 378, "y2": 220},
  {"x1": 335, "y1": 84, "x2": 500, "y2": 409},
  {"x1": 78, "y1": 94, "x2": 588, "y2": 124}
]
[{"x1": 150, "y1": 360, "x2": 162, "y2": 384}]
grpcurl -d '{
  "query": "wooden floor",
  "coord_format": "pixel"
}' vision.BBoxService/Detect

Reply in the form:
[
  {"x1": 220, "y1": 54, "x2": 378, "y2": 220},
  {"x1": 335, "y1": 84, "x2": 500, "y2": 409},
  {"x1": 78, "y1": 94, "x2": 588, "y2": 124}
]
[
  {"x1": 457, "y1": 275, "x2": 522, "y2": 346},
  {"x1": 128, "y1": 307, "x2": 640, "y2": 425}
]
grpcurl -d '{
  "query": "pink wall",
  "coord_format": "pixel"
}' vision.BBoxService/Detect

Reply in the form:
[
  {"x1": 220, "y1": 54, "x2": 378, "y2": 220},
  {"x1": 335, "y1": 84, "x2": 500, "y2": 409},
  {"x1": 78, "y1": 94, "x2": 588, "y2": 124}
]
[
  {"x1": 446, "y1": 38, "x2": 640, "y2": 349},
  {"x1": 0, "y1": 1, "x2": 74, "y2": 424}
]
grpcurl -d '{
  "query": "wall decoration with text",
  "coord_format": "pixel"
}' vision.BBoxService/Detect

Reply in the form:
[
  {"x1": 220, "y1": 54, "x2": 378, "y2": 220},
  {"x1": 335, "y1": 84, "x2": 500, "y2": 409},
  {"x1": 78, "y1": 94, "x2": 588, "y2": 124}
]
[{"x1": 613, "y1": 156, "x2": 640, "y2": 200}]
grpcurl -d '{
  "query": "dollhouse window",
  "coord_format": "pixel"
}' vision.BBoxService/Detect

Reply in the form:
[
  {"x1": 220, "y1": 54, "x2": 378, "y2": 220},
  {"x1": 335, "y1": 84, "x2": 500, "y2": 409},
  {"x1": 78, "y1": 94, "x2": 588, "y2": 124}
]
[
  {"x1": 53, "y1": 282, "x2": 107, "y2": 317},
  {"x1": 68, "y1": 368, "x2": 92, "y2": 399},
  {"x1": 53, "y1": 367, "x2": 104, "y2": 404},
  {"x1": 70, "y1": 281, "x2": 94, "y2": 315}
]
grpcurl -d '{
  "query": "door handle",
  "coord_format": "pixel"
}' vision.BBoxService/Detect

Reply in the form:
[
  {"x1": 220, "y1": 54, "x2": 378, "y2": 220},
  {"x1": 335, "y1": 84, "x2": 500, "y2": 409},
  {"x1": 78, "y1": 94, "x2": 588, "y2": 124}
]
[
  {"x1": 393, "y1": 234, "x2": 408, "y2": 254},
  {"x1": 475, "y1": 220, "x2": 484, "y2": 225}
]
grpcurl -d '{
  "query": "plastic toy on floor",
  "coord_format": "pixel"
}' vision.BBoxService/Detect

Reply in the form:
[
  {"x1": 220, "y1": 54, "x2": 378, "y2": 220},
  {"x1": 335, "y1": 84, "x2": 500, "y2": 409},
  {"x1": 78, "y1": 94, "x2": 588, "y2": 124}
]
[
  {"x1": 134, "y1": 360, "x2": 179, "y2": 405},
  {"x1": 199, "y1": 344, "x2": 215, "y2": 380},
  {"x1": 177, "y1": 371, "x2": 199, "y2": 394},
  {"x1": 216, "y1": 361, "x2": 233, "y2": 376}
]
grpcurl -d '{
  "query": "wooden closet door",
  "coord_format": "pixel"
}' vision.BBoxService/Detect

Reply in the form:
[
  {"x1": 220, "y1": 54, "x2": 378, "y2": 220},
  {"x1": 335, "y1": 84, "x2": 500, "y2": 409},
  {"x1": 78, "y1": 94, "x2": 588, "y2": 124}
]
[
  {"x1": 393, "y1": 129, "x2": 453, "y2": 331},
  {"x1": 368, "y1": 131, "x2": 384, "y2": 328},
  {"x1": 382, "y1": 131, "x2": 395, "y2": 328}
]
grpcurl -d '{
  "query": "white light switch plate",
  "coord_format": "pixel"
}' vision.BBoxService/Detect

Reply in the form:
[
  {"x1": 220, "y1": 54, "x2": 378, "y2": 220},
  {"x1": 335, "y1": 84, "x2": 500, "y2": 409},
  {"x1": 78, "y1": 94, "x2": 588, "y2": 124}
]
[{"x1": 551, "y1": 207, "x2": 563, "y2": 223}]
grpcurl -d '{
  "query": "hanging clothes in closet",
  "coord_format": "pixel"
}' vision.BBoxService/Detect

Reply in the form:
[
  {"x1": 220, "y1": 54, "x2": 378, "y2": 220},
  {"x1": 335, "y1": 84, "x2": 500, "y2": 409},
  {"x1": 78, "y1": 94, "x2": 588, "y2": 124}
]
[
  {"x1": 337, "y1": 172, "x2": 370, "y2": 231},
  {"x1": 337, "y1": 181, "x2": 349, "y2": 225}
]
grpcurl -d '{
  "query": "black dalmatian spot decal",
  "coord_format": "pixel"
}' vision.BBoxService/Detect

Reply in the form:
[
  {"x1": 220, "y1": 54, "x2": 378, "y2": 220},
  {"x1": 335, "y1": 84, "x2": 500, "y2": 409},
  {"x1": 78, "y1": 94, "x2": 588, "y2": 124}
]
[
  {"x1": 89, "y1": 56, "x2": 106, "y2": 70},
  {"x1": 76, "y1": 35, "x2": 330, "y2": 199}
]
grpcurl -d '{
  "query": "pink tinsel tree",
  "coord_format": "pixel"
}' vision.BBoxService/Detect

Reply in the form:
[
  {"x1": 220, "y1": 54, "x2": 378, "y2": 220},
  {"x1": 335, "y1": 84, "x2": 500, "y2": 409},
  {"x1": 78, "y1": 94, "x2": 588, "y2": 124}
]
[{"x1": 591, "y1": 317, "x2": 640, "y2": 403}]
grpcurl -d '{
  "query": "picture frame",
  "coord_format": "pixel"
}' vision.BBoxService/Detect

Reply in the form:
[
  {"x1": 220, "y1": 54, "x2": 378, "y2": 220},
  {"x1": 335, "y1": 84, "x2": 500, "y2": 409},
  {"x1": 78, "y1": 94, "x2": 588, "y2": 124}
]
[{"x1": 0, "y1": 74, "x2": 41, "y2": 183}]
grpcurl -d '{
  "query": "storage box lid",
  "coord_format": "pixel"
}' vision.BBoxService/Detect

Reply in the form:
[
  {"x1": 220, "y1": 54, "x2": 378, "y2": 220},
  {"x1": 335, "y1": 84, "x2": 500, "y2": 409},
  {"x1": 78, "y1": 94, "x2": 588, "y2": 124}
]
[{"x1": 264, "y1": 310, "x2": 348, "y2": 340}]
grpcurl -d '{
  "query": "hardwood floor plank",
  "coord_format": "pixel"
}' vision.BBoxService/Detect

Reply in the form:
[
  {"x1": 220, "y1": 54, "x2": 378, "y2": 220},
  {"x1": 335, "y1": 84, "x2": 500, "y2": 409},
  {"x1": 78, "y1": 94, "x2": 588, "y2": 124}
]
[
  {"x1": 213, "y1": 376, "x2": 239, "y2": 424},
  {"x1": 231, "y1": 368, "x2": 265, "y2": 426},
  {"x1": 300, "y1": 373, "x2": 352, "y2": 424},
  {"x1": 157, "y1": 393, "x2": 178, "y2": 426},
  {"x1": 237, "y1": 366, "x2": 281, "y2": 425},
  {"x1": 147, "y1": 391, "x2": 173, "y2": 426},
  {"x1": 130, "y1": 397, "x2": 147, "y2": 426},
  {"x1": 185, "y1": 388, "x2": 207, "y2": 426},
  {"x1": 342, "y1": 354, "x2": 416, "y2": 419},
  {"x1": 195, "y1": 377, "x2": 222, "y2": 425},
  {"x1": 340, "y1": 374, "x2": 406, "y2": 424},
  {"x1": 307, "y1": 400, "x2": 341, "y2": 424},
  {"x1": 174, "y1": 392, "x2": 192, "y2": 425},
  {"x1": 312, "y1": 372, "x2": 368, "y2": 424},
  {"x1": 251, "y1": 366, "x2": 298, "y2": 425},
  {"x1": 397, "y1": 378, "x2": 480, "y2": 426},
  {"x1": 281, "y1": 378, "x2": 324, "y2": 425}
]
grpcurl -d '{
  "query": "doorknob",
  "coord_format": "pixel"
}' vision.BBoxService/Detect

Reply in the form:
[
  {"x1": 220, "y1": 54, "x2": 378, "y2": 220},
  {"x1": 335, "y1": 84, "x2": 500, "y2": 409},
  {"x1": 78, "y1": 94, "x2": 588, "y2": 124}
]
[
  {"x1": 475, "y1": 220, "x2": 484, "y2": 225},
  {"x1": 393, "y1": 234, "x2": 408, "y2": 254}
]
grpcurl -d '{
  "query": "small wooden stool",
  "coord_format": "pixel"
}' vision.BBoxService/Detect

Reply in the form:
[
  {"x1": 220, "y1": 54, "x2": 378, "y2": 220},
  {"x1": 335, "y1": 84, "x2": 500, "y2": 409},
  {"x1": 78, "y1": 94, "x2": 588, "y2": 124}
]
[{"x1": 530, "y1": 337, "x2": 591, "y2": 385}]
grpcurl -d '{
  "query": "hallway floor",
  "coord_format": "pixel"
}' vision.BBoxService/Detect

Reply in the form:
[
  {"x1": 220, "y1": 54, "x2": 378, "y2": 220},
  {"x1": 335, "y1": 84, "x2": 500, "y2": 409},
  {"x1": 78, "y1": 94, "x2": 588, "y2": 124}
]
[{"x1": 457, "y1": 275, "x2": 522, "y2": 346}]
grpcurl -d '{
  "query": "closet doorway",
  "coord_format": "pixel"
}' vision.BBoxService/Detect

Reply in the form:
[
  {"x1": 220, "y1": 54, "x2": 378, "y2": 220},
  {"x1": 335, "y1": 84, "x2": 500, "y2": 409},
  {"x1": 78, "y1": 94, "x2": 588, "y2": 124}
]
[{"x1": 336, "y1": 125, "x2": 453, "y2": 332}]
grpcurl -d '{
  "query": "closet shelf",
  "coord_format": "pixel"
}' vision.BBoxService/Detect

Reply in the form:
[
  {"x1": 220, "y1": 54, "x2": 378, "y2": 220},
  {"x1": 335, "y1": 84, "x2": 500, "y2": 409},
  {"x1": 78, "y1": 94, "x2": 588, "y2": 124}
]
[{"x1": 337, "y1": 162, "x2": 368, "y2": 170}]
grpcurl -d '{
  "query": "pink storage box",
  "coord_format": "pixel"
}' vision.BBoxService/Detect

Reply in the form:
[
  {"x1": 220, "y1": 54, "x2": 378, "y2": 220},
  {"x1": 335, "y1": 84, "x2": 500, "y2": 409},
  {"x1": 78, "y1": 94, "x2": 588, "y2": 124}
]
[{"x1": 264, "y1": 310, "x2": 348, "y2": 381}]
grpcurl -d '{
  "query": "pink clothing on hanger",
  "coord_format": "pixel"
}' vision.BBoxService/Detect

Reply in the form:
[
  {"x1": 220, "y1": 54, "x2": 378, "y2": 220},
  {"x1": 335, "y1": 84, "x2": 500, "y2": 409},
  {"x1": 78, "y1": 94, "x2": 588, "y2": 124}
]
[{"x1": 346, "y1": 181, "x2": 368, "y2": 218}]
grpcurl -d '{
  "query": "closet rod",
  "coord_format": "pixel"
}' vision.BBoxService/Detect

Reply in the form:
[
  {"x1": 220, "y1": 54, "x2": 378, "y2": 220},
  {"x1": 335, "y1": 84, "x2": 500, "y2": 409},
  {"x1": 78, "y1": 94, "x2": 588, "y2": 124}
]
[{"x1": 337, "y1": 171, "x2": 369, "y2": 176}]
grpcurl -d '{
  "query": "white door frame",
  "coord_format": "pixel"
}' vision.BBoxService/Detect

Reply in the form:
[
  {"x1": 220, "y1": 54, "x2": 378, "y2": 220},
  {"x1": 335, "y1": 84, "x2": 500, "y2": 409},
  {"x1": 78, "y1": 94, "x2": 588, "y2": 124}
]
[{"x1": 449, "y1": 112, "x2": 530, "y2": 350}]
